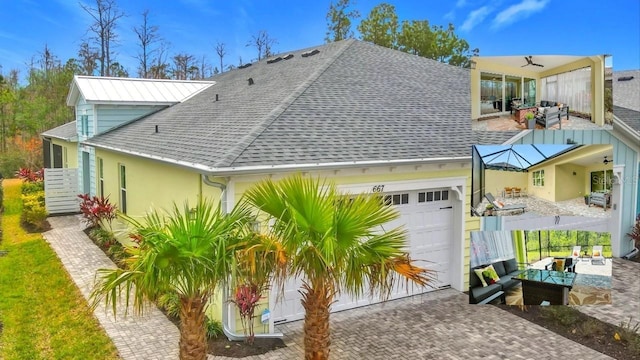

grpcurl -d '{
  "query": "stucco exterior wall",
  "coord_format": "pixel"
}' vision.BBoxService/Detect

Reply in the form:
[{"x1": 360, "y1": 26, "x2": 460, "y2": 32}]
[
  {"x1": 50, "y1": 138, "x2": 78, "y2": 168},
  {"x1": 484, "y1": 169, "x2": 528, "y2": 196}
]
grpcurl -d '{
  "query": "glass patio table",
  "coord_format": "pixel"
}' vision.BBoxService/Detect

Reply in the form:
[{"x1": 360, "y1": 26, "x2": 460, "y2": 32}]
[{"x1": 513, "y1": 269, "x2": 576, "y2": 305}]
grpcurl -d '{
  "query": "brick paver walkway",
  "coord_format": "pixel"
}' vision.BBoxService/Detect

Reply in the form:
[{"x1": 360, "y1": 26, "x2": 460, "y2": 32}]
[
  {"x1": 43, "y1": 215, "x2": 180, "y2": 360},
  {"x1": 44, "y1": 215, "x2": 629, "y2": 359}
]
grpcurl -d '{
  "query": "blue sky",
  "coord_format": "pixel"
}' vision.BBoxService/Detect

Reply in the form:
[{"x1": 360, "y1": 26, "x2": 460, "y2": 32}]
[
  {"x1": 475, "y1": 144, "x2": 575, "y2": 168},
  {"x1": 0, "y1": 0, "x2": 638, "y2": 80}
]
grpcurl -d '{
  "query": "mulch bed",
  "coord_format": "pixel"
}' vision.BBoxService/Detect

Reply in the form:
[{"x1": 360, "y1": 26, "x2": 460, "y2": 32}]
[
  {"x1": 208, "y1": 337, "x2": 286, "y2": 358},
  {"x1": 497, "y1": 304, "x2": 639, "y2": 359},
  {"x1": 496, "y1": 257, "x2": 640, "y2": 360}
]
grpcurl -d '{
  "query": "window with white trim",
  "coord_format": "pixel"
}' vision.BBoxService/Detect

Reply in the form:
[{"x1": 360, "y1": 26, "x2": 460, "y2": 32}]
[
  {"x1": 81, "y1": 115, "x2": 89, "y2": 136},
  {"x1": 533, "y1": 170, "x2": 544, "y2": 187},
  {"x1": 383, "y1": 193, "x2": 409, "y2": 206},
  {"x1": 418, "y1": 190, "x2": 449, "y2": 203},
  {"x1": 98, "y1": 157, "x2": 104, "y2": 198},
  {"x1": 119, "y1": 164, "x2": 127, "y2": 214}
]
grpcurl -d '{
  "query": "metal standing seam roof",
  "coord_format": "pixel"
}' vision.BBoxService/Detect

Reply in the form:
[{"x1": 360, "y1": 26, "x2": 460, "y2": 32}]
[
  {"x1": 66, "y1": 76, "x2": 216, "y2": 106},
  {"x1": 84, "y1": 39, "x2": 518, "y2": 173},
  {"x1": 41, "y1": 121, "x2": 78, "y2": 142}
]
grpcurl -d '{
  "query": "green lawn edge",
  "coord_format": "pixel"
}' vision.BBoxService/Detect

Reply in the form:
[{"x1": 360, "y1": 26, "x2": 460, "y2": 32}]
[{"x1": 0, "y1": 179, "x2": 118, "y2": 360}]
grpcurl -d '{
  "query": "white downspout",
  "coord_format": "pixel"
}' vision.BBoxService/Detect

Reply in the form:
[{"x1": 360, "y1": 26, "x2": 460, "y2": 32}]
[{"x1": 201, "y1": 174, "x2": 283, "y2": 340}]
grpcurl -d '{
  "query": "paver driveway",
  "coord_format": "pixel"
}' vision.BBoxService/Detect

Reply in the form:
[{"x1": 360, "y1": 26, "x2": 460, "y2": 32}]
[{"x1": 43, "y1": 215, "x2": 629, "y2": 360}]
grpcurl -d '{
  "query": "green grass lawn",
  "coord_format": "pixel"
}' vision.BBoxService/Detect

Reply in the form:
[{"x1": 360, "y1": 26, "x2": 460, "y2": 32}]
[{"x1": 0, "y1": 179, "x2": 118, "y2": 360}]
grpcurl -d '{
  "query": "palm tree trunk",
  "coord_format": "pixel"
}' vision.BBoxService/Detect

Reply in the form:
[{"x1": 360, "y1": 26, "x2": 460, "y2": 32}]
[
  {"x1": 179, "y1": 295, "x2": 208, "y2": 360},
  {"x1": 301, "y1": 281, "x2": 333, "y2": 360}
]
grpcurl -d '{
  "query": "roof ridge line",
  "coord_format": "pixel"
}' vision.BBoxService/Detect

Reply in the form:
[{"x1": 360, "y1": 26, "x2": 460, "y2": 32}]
[{"x1": 215, "y1": 40, "x2": 356, "y2": 167}]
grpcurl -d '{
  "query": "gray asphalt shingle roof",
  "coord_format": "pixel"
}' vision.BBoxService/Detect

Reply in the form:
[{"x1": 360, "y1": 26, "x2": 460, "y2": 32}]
[
  {"x1": 41, "y1": 121, "x2": 77, "y2": 141},
  {"x1": 85, "y1": 40, "x2": 514, "y2": 171},
  {"x1": 612, "y1": 70, "x2": 640, "y2": 136}
]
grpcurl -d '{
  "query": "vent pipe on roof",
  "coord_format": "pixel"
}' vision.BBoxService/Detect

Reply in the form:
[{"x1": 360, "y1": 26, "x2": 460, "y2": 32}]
[
  {"x1": 215, "y1": 94, "x2": 219, "y2": 101},
  {"x1": 155, "y1": 125, "x2": 158, "y2": 133},
  {"x1": 247, "y1": 78, "x2": 254, "y2": 85}
]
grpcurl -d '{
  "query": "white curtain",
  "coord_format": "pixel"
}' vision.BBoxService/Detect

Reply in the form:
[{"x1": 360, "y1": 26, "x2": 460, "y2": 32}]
[
  {"x1": 470, "y1": 231, "x2": 515, "y2": 267},
  {"x1": 541, "y1": 67, "x2": 591, "y2": 114}
]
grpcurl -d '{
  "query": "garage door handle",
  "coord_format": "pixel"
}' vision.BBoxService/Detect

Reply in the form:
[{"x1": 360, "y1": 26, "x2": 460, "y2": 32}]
[{"x1": 440, "y1": 206, "x2": 453, "y2": 210}]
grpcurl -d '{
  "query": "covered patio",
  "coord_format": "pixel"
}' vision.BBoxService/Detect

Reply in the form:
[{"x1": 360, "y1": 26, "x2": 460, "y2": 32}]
[{"x1": 472, "y1": 144, "x2": 614, "y2": 217}]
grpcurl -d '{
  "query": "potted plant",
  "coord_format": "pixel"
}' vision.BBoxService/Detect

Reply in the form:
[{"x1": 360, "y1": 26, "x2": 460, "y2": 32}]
[
  {"x1": 525, "y1": 111, "x2": 536, "y2": 129},
  {"x1": 484, "y1": 203, "x2": 495, "y2": 216},
  {"x1": 584, "y1": 194, "x2": 590, "y2": 205}
]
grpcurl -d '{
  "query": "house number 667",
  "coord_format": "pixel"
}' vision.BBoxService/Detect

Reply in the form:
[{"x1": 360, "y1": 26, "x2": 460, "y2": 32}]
[{"x1": 372, "y1": 185, "x2": 385, "y2": 193}]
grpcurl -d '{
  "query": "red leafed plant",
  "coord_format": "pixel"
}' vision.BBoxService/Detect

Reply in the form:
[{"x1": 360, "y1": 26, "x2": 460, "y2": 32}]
[
  {"x1": 230, "y1": 283, "x2": 264, "y2": 344},
  {"x1": 16, "y1": 168, "x2": 44, "y2": 182},
  {"x1": 78, "y1": 194, "x2": 117, "y2": 228},
  {"x1": 628, "y1": 213, "x2": 640, "y2": 249}
]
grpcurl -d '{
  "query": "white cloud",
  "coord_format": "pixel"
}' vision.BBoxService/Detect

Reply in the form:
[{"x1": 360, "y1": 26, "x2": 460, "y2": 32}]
[
  {"x1": 460, "y1": 6, "x2": 491, "y2": 32},
  {"x1": 456, "y1": 0, "x2": 468, "y2": 7},
  {"x1": 492, "y1": 0, "x2": 550, "y2": 29}
]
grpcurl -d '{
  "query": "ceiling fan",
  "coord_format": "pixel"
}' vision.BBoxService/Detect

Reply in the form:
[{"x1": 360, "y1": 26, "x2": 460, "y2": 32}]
[
  {"x1": 521, "y1": 56, "x2": 544, "y2": 68},
  {"x1": 603, "y1": 156, "x2": 613, "y2": 164}
]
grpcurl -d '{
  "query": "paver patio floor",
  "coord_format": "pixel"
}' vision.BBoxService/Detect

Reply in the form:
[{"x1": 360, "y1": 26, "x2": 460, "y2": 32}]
[{"x1": 43, "y1": 214, "x2": 638, "y2": 359}]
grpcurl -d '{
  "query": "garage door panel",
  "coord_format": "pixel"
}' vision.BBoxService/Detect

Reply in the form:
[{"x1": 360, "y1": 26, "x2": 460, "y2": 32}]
[{"x1": 272, "y1": 187, "x2": 454, "y2": 323}]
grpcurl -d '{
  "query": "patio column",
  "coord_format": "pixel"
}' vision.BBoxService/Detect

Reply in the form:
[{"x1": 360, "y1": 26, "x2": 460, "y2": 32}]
[{"x1": 610, "y1": 165, "x2": 624, "y2": 257}]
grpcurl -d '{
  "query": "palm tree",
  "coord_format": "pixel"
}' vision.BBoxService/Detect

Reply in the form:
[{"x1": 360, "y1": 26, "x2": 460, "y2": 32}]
[
  {"x1": 90, "y1": 199, "x2": 253, "y2": 360},
  {"x1": 244, "y1": 174, "x2": 434, "y2": 360}
]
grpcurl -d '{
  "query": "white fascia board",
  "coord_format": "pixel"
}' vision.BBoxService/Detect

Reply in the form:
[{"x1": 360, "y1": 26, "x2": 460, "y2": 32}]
[{"x1": 84, "y1": 141, "x2": 471, "y2": 176}]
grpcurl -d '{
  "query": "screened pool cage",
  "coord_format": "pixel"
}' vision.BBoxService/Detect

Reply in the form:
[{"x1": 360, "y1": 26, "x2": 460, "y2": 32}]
[{"x1": 524, "y1": 230, "x2": 612, "y2": 262}]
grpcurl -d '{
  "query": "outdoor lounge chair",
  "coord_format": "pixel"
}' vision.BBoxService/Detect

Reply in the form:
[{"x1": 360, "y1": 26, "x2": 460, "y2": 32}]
[
  {"x1": 535, "y1": 106, "x2": 562, "y2": 129},
  {"x1": 484, "y1": 193, "x2": 526, "y2": 214},
  {"x1": 591, "y1": 246, "x2": 606, "y2": 265},
  {"x1": 571, "y1": 246, "x2": 581, "y2": 263}
]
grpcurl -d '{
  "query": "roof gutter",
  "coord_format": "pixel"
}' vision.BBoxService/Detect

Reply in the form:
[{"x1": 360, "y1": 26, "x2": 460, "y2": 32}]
[
  {"x1": 200, "y1": 174, "x2": 283, "y2": 341},
  {"x1": 612, "y1": 114, "x2": 640, "y2": 142},
  {"x1": 83, "y1": 142, "x2": 471, "y2": 176}
]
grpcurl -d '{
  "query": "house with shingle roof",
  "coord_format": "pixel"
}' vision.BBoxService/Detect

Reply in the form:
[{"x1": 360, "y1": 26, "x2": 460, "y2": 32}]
[
  {"x1": 42, "y1": 39, "x2": 638, "y2": 337},
  {"x1": 44, "y1": 39, "x2": 510, "y2": 335}
]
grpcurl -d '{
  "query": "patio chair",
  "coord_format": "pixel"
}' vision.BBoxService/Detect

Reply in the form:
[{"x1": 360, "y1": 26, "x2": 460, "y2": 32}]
[
  {"x1": 512, "y1": 187, "x2": 521, "y2": 197},
  {"x1": 570, "y1": 246, "x2": 581, "y2": 263},
  {"x1": 591, "y1": 246, "x2": 606, "y2": 265},
  {"x1": 484, "y1": 193, "x2": 526, "y2": 214}
]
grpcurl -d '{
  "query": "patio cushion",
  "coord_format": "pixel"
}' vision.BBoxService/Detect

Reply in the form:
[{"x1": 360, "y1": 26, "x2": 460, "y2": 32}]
[
  {"x1": 498, "y1": 275, "x2": 519, "y2": 290},
  {"x1": 482, "y1": 267, "x2": 500, "y2": 284},
  {"x1": 474, "y1": 267, "x2": 489, "y2": 287},
  {"x1": 504, "y1": 258, "x2": 519, "y2": 274},
  {"x1": 471, "y1": 283, "x2": 502, "y2": 303},
  {"x1": 540, "y1": 100, "x2": 548, "y2": 107},
  {"x1": 493, "y1": 261, "x2": 507, "y2": 277}
]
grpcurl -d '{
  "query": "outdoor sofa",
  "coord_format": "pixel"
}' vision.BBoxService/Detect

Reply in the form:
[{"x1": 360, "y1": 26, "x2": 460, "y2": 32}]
[
  {"x1": 589, "y1": 192, "x2": 611, "y2": 210},
  {"x1": 469, "y1": 258, "x2": 524, "y2": 304}
]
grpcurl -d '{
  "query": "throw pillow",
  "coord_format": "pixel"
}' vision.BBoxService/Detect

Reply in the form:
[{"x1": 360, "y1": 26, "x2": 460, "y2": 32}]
[
  {"x1": 474, "y1": 267, "x2": 489, "y2": 287},
  {"x1": 573, "y1": 250, "x2": 579, "y2": 257},
  {"x1": 554, "y1": 258, "x2": 565, "y2": 271},
  {"x1": 593, "y1": 250, "x2": 600, "y2": 256},
  {"x1": 492, "y1": 200, "x2": 503, "y2": 209},
  {"x1": 482, "y1": 266, "x2": 500, "y2": 284},
  {"x1": 538, "y1": 107, "x2": 546, "y2": 114}
]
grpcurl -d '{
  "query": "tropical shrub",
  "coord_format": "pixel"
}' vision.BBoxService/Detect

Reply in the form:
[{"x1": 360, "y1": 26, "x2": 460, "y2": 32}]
[
  {"x1": 78, "y1": 194, "x2": 117, "y2": 228},
  {"x1": 21, "y1": 191, "x2": 48, "y2": 230},
  {"x1": 230, "y1": 283, "x2": 263, "y2": 343},
  {"x1": 205, "y1": 317, "x2": 224, "y2": 339},
  {"x1": 89, "y1": 227, "x2": 116, "y2": 247},
  {"x1": 628, "y1": 214, "x2": 640, "y2": 249},
  {"x1": 21, "y1": 180, "x2": 44, "y2": 195},
  {"x1": 16, "y1": 167, "x2": 44, "y2": 183},
  {"x1": 0, "y1": 179, "x2": 4, "y2": 212},
  {"x1": 157, "y1": 291, "x2": 181, "y2": 319}
]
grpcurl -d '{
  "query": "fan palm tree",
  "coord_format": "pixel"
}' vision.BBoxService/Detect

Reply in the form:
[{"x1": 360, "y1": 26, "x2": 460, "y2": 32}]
[
  {"x1": 244, "y1": 174, "x2": 434, "y2": 360},
  {"x1": 90, "y1": 199, "x2": 253, "y2": 360}
]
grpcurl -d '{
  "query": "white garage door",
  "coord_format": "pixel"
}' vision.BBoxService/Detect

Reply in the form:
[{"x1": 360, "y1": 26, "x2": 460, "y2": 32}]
[{"x1": 272, "y1": 188, "x2": 454, "y2": 323}]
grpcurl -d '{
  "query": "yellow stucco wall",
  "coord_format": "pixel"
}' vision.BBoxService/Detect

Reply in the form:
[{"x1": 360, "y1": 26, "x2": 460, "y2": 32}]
[
  {"x1": 95, "y1": 149, "x2": 222, "y2": 219},
  {"x1": 484, "y1": 169, "x2": 528, "y2": 196},
  {"x1": 527, "y1": 145, "x2": 612, "y2": 202},
  {"x1": 51, "y1": 138, "x2": 78, "y2": 168}
]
